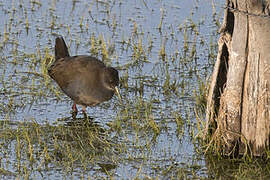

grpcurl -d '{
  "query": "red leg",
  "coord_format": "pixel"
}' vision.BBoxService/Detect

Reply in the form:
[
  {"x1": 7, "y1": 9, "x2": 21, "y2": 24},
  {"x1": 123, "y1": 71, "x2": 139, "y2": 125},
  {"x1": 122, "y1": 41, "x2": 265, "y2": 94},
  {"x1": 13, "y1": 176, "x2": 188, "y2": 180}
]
[
  {"x1": 72, "y1": 102, "x2": 78, "y2": 113},
  {"x1": 82, "y1": 106, "x2": 87, "y2": 114}
]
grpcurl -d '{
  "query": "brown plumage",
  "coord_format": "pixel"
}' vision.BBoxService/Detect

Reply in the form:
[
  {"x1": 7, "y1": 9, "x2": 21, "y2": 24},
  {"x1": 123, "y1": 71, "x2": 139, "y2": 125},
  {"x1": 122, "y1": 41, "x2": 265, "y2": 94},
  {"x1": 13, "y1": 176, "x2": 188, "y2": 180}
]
[{"x1": 48, "y1": 36, "x2": 119, "y2": 116}]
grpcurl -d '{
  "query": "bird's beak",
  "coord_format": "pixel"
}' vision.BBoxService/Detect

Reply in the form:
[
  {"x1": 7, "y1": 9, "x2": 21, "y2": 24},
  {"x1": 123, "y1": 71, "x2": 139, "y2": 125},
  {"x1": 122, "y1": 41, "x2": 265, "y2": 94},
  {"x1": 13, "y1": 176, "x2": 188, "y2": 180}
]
[{"x1": 114, "y1": 87, "x2": 122, "y2": 103}]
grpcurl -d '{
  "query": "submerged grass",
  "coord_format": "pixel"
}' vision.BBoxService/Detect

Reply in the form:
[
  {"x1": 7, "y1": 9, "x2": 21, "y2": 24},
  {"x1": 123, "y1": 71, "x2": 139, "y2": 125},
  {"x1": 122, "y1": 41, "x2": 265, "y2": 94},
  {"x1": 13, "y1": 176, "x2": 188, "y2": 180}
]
[{"x1": 0, "y1": 118, "x2": 121, "y2": 178}]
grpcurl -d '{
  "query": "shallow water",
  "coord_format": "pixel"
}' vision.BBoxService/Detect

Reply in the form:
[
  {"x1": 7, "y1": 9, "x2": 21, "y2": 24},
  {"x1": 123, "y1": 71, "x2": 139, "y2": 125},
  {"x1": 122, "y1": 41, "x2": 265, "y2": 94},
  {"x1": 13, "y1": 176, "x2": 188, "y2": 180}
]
[{"x1": 0, "y1": 0, "x2": 225, "y2": 179}]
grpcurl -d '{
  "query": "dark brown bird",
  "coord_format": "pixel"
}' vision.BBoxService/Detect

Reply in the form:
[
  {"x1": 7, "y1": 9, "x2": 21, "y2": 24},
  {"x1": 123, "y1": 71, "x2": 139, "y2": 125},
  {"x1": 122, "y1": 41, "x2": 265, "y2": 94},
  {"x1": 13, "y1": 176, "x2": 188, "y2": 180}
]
[{"x1": 48, "y1": 36, "x2": 120, "y2": 116}]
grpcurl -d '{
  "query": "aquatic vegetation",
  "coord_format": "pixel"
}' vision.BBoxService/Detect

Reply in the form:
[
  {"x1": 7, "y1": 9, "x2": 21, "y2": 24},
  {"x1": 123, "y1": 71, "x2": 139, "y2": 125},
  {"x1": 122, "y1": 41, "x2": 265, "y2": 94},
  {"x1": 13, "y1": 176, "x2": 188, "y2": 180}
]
[{"x1": 0, "y1": 0, "x2": 265, "y2": 179}]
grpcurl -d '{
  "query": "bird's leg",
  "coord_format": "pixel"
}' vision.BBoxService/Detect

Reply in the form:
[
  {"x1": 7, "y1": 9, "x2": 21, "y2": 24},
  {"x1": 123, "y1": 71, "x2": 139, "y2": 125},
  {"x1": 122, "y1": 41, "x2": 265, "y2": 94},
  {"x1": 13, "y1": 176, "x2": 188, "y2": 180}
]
[
  {"x1": 71, "y1": 102, "x2": 78, "y2": 119},
  {"x1": 72, "y1": 102, "x2": 78, "y2": 113},
  {"x1": 82, "y1": 106, "x2": 91, "y2": 121},
  {"x1": 82, "y1": 105, "x2": 87, "y2": 114}
]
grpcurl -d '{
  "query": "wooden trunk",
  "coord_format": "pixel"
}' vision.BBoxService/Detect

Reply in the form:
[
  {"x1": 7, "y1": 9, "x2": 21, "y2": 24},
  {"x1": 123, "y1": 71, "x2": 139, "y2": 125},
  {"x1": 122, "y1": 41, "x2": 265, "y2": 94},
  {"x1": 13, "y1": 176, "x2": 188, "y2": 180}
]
[{"x1": 205, "y1": 0, "x2": 270, "y2": 156}]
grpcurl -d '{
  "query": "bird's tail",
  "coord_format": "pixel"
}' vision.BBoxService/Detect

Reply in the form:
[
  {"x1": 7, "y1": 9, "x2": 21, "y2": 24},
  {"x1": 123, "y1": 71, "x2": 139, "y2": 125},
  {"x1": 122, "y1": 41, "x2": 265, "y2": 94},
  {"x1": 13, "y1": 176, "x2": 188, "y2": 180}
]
[{"x1": 55, "y1": 36, "x2": 70, "y2": 60}]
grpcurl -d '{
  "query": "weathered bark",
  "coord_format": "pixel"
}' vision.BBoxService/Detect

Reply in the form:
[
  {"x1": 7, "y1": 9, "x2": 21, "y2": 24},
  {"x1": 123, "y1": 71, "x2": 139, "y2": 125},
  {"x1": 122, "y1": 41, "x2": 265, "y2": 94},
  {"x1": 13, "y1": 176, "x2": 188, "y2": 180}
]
[{"x1": 205, "y1": 0, "x2": 270, "y2": 156}]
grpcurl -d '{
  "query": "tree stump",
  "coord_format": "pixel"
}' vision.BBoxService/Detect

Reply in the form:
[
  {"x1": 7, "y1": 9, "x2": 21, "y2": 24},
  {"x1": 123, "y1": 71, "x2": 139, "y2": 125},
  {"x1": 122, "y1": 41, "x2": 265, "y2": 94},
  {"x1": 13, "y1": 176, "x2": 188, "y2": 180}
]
[{"x1": 205, "y1": 0, "x2": 270, "y2": 156}]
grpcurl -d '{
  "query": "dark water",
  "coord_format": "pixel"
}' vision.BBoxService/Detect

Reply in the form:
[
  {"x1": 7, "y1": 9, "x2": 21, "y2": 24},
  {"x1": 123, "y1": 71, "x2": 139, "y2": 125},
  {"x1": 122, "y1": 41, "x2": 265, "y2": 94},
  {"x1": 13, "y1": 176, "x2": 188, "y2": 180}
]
[{"x1": 0, "y1": 0, "x2": 224, "y2": 179}]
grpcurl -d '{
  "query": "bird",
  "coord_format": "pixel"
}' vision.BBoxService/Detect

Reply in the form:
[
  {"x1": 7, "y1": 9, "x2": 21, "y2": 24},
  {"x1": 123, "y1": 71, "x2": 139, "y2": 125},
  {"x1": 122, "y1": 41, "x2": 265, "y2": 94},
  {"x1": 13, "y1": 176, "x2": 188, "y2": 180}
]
[{"x1": 48, "y1": 36, "x2": 120, "y2": 117}]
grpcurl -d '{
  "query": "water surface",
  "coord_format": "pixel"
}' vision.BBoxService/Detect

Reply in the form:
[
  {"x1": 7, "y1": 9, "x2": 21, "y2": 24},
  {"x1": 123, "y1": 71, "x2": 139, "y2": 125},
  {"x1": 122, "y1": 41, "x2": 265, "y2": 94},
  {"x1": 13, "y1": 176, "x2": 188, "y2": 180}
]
[{"x1": 0, "y1": 0, "x2": 224, "y2": 179}]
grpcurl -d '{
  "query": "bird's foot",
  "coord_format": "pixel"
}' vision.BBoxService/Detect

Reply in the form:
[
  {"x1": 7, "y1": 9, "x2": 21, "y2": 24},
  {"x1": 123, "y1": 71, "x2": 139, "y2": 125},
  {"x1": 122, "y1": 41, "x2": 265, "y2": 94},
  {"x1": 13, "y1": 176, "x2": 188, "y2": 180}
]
[
  {"x1": 72, "y1": 112, "x2": 77, "y2": 119},
  {"x1": 82, "y1": 106, "x2": 91, "y2": 120},
  {"x1": 82, "y1": 106, "x2": 87, "y2": 115}
]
